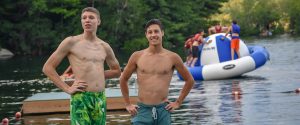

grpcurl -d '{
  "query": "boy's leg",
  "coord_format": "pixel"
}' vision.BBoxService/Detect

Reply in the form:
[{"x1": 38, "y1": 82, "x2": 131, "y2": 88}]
[
  {"x1": 132, "y1": 104, "x2": 154, "y2": 125},
  {"x1": 157, "y1": 103, "x2": 171, "y2": 125}
]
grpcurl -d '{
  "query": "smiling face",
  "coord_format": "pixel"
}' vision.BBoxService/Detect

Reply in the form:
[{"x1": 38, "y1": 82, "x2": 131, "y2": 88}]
[
  {"x1": 145, "y1": 24, "x2": 164, "y2": 46},
  {"x1": 81, "y1": 11, "x2": 101, "y2": 32}
]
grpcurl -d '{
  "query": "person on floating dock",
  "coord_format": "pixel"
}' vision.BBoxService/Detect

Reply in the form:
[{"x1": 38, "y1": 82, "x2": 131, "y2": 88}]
[
  {"x1": 120, "y1": 19, "x2": 195, "y2": 125},
  {"x1": 183, "y1": 35, "x2": 193, "y2": 66},
  {"x1": 42, "y1": 7, "x2": 121, "y2": 125},
  {"x1": 190, "y1": 29, "x2": 205, "y2": 67},
  {"x1": 208, "y1": 22, "x2": 228, "y2": 35},
  {"x1": 223, "y1": 20, "x2": 241, "y2": 60}
]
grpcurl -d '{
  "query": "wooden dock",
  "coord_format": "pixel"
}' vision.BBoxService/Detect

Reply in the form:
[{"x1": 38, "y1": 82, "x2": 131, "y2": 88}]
[
  {"x1": 23, "y1": 111, "x2": 132, "y2": 125},
  {"x1": 22, "y1": 88, "x2": 138, "y2": 115}
]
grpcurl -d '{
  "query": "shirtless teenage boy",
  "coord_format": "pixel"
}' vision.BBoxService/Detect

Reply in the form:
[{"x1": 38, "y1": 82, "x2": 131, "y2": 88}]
[
  {"x1": 42, "y1": 7, "x2": 121, "y2": 125},
  {"x1": 120, "y1": 19, "x2": 194, "y2": 125}
]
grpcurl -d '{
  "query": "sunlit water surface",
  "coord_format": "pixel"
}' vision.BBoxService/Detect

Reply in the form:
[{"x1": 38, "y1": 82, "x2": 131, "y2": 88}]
[{"x1": 1, "y1": 35, "x2": 300, "y2": 125}]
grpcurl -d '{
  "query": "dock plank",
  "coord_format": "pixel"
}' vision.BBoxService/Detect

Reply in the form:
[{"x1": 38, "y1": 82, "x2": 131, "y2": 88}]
[{"x1": 22, "y1": 88, "x2": 138, "y2": 115}]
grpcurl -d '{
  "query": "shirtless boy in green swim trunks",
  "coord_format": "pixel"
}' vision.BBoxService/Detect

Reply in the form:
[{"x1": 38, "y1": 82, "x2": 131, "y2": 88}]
[
  {"x1": 120, "y1": 19, "x2": 195, "y2": 125},
  {"x1": 43, "y1": 7, "x2": 121, "y2": 125}
]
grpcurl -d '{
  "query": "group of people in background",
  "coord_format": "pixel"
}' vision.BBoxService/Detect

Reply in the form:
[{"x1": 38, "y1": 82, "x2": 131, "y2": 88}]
[
  {"x1": 184, "y1": 29, "x2": 212, "y2": 67},
  {"x1": 184, "y1": 20, "x2": 241, "y2": 66}
]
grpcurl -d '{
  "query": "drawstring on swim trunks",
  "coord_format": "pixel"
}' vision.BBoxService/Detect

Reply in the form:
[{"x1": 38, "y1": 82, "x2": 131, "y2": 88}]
[{"x1": 152, "y1": 107, "x2": 157, "y2": 120}]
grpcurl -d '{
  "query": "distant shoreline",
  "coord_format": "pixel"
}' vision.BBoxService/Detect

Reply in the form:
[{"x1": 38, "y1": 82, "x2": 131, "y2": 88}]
[{"x1": 0, "y1": 48, "x2": 14, "y2": 59}]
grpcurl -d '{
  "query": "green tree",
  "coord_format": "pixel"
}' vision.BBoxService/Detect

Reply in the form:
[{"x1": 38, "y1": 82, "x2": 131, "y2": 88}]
[
  {"x1": 80, "y1": 0, "x2": 227, "y2": 55},
  {"x1": 218, "y1": 0, "x2": 283, "y2": 36},
  {"x1": 0, "y1": 0, "x2": 83, "y2": 55},
  {"x1": 280, "y1": 0, "x2": 300, "y2": 34},
  {"x1": 0, "y1": 0, "x2": 228, "y2": 56}
]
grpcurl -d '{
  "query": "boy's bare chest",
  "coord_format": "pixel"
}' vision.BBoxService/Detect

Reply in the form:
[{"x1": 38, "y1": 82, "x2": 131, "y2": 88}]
[
  {"x1": 71, "y1": 43, "x2": 106, "y2": 62},
  {"x1": 137, "y1": 55, "x2": 173, "y2": 74}
]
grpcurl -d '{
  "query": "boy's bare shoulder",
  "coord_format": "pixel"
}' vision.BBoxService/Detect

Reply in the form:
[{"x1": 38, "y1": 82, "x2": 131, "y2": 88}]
[
  {"x1": 163, "y1": 49, "x2": 182, "y2": 62},
  {"x1": 132, "y1": 50, "x2": 144, "y2": 57},
  {"x1": 62, "y1": 35, "x2": 82, "y2": 45},
  {"x1": 164, "y1": 49, "x2": 179, "y2": 56},
  {"x1": 96, "y1": 38, "x2": 112, "y2": 49}
]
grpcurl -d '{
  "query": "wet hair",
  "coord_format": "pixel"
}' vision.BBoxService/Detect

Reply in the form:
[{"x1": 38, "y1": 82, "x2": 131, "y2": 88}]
[
  {"x1": 232, "y1": 20, "x2": 237, "y2": 24},
  {"x1": 82, "y1": 7, "x2": 101, "y2": 20},
  {"x1": 186, "y1": 35, "x2": 194, "y2": 40},
  {"x1": 198, "y1": 29, "x2": 204, "y2": 33},
  {"x1": 144, "y1": 19, "x2": 164, "y2": 32}
]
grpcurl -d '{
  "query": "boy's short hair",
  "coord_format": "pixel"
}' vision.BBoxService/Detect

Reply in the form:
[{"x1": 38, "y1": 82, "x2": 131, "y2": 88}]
[
  {"x1": 144, "y1": 19, "x2": 164, "y2": 32},
  {"x1": 198, "y1": 29, "x2": 204, "y2": 33},
  {"x1": 232, "y1": 20, "x2": 237, "y2": 24},
  {"x1": 82, "y1": 7, "x2": 101, "y2": 20}
]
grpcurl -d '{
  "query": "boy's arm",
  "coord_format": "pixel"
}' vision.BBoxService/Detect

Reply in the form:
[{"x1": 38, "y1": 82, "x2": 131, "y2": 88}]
[
  {"x1": 173, "y1": 54, "x2": 194, "y2": 105},
  {"x1": 43, "y1": 37, "x2": 74, "y2": 94},
  {"x1": 164, "y1": 53, "x2": 194, "y2": 112},
  {"x1": 120, "y1": 52, "x2": 139, "y2": 105},
  {"x1": 208, "y1": 27, "x2": 212, "y2": 35},
  {"x1": 104, "y1": 43, "x2": 121, "y2": 79},
  {"x1": 224, "y1": 26, "x2": 232, "y2": 37}
]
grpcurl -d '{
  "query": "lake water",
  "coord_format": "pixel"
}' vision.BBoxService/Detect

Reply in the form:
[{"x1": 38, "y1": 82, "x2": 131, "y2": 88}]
[{"x1": 1, "y1": 35, "x2": 300, "y2": 125}]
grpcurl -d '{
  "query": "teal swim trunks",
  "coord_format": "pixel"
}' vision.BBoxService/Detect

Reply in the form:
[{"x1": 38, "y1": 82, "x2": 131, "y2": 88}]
[
  {"x1": 70, "y1": 91, "x2": 106, "y2": 125},
  {"x1": 132, "y1": 102, "x2": 171, "y2": 125}
]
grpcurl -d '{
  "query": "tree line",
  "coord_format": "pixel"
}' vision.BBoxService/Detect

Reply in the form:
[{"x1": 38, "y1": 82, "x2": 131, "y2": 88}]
[
  {"x1": 0, "y1": 0, "x2": 226, "y2": 56},
  {"x1": 212, "y1": 0, "x2": 300, "y2": 36},
  {"x1": 1, "y1": 0, "x2": 300, "y2": 56}
]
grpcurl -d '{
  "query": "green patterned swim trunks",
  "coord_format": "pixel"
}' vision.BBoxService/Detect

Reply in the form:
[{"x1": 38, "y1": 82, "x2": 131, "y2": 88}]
[{"x1": 71, "y1": 91, "x2": 106, "y2": 125}]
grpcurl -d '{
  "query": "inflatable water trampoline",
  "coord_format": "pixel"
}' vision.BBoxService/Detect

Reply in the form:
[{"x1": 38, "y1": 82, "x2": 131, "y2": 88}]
[{"x1": 177, "y1": 33, "x2": 270, "y2": 81}]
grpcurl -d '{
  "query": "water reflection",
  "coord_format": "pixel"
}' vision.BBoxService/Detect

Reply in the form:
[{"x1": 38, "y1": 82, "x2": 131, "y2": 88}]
[
  {"x1": 229, "y1": 81, "x2": 243, "y2": 124},
  {"x1": 231, "y1": 81, "x2": 242, "y2": 100},
  {"x1": 0, "y1": 78, "x2": 135, "y2": 125},
  {"x1": 21, "y1": 111, "x2": 131, "y2": 125},
  {"x1": 171, "y1": 80, "x2": 245, "y2": 125}
]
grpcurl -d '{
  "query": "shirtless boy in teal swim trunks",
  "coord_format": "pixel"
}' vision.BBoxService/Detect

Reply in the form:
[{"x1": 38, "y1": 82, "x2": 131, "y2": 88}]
[
  {"x1": 43, "y1": 7, "x2": 121, "y2": 125},
  {"x1": 120, "y1": 19, "x2": 195, "y2": 125}
]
